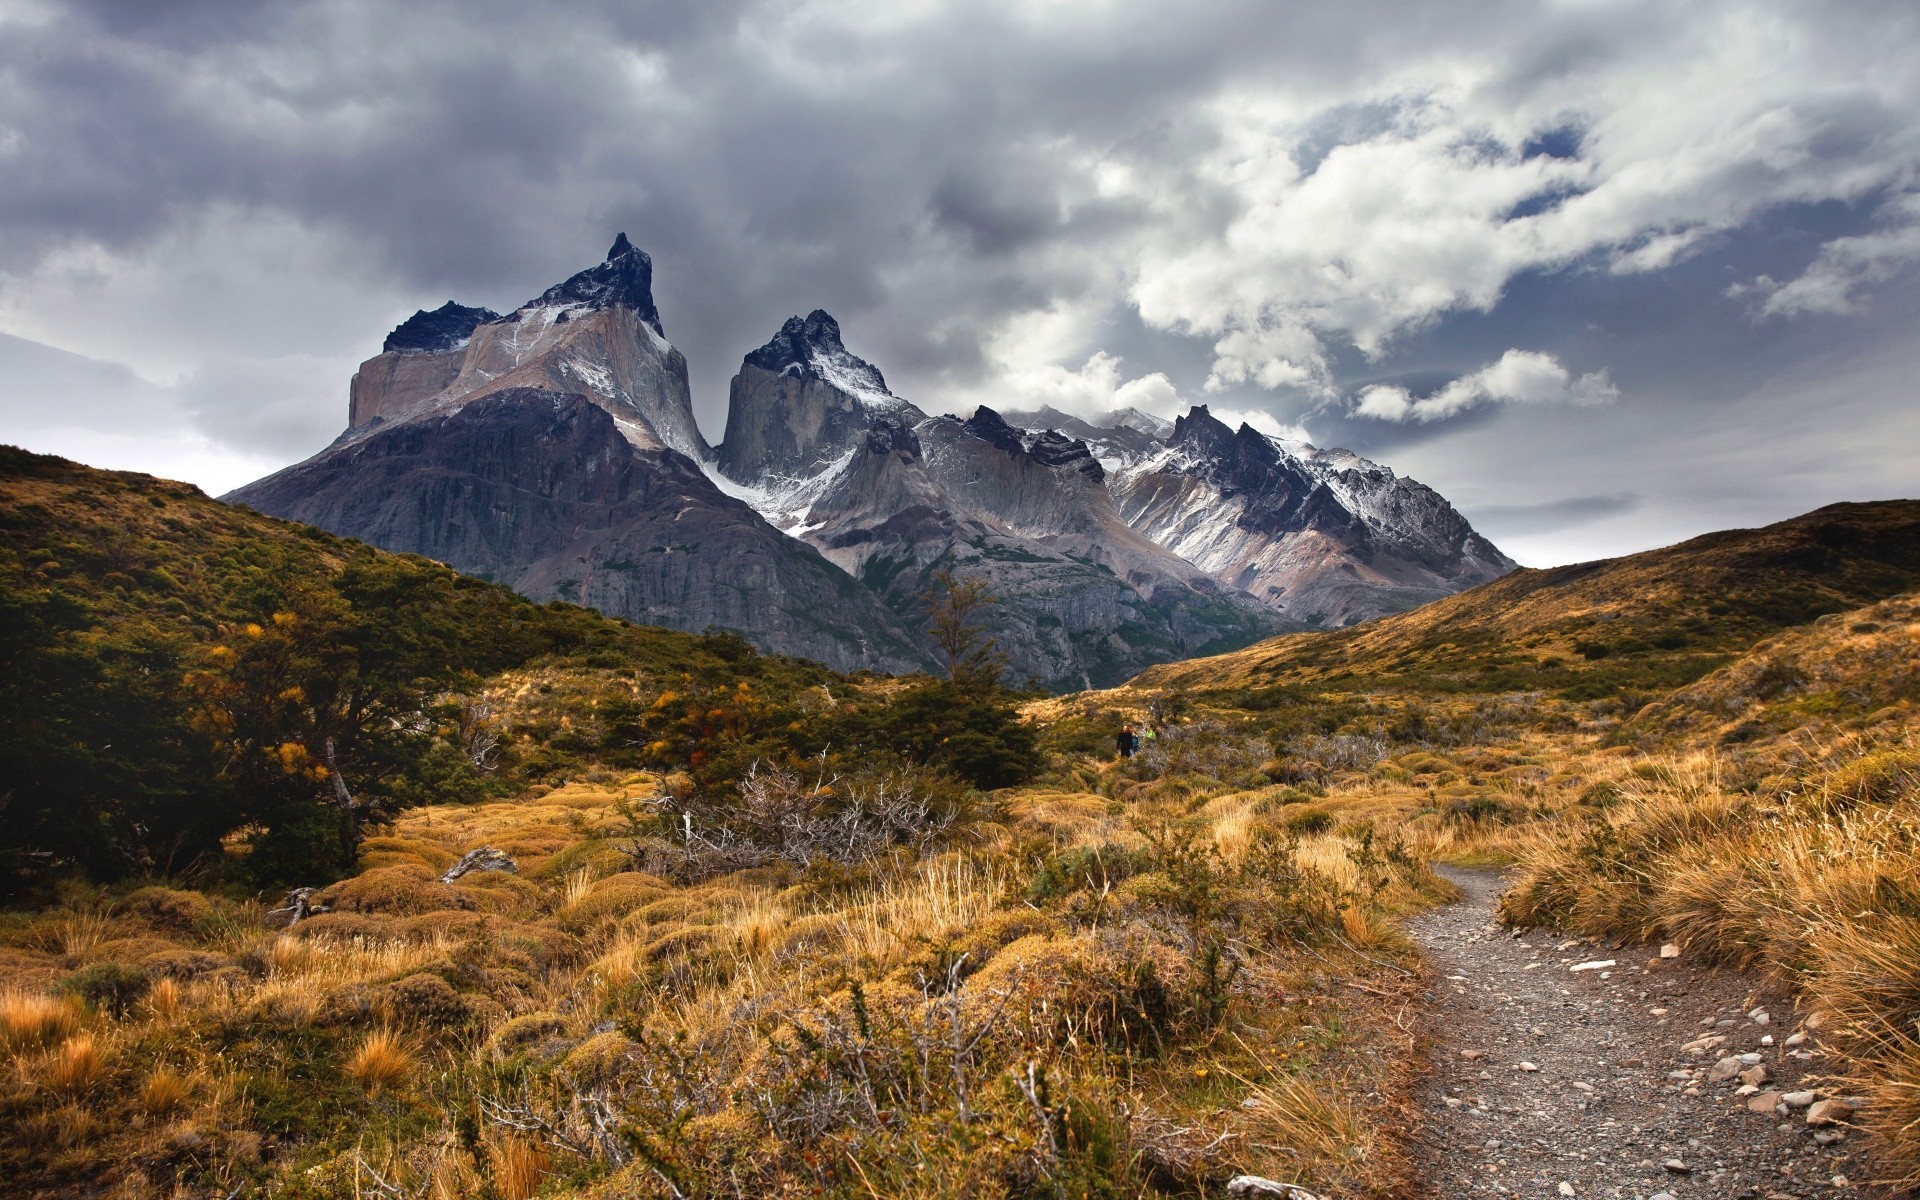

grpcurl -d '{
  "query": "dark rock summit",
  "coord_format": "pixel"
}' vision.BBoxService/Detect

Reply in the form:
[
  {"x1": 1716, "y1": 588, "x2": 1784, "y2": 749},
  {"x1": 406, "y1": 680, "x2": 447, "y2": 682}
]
[
  {"x1": 382, "y1": 301, "x2": 501, "y2": 354},
  {"x1": 743, "y1": 309, "x2": 889, "y2": 394},
  {"x1": 525, "y1": 233, "x2": 665, "y2": 336}
]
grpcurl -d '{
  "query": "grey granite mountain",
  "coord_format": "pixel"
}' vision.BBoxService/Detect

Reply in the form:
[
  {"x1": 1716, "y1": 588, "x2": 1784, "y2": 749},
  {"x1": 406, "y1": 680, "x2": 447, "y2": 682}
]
[
  {"x1": 1002, "y1": 404, "x2": 1516, "y2": 626},
  {"x1": 711, "y1": 315, "x2": 1283, "y2": 689},
  {"x1": 343, "y1": 235, "x2": 707, "y2": 459},
  {"x1": 229, "y1": 241, "x2": 929, "y2": 674},
  {"x1": 228, "y1": 235, "x2": 1510, "y2": 685}
]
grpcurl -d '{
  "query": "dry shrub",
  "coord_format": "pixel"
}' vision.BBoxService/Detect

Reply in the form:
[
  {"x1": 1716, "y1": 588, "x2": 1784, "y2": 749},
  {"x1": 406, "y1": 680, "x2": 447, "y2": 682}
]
[
  {"x1": 1821, "y1": 748, "x2": 1920, "y2": 810},
  {"x1": 355, "y1": 834, "x2": 457, "y2": 873},
  {"x1": 2, "y1": 990, "x2": 79, "y2": 1051},
  {"x1": 118, "y1": 886, "x2": 213, "y2": 932},
  {"x1": 1810, "y1": 915, "x2": 1920, "y2": 1060},
  {"x1": 373, "y1": 972, "x2": 475, "y2": 1029},
  {"x1": 1653, "y1": 847, "x2": 1779, "y2": 969},
  {"x1": 345, "y1": 1028, "x2": 415, "y2": 1096},
  {"x1": 487, "y1": 1012, "x2": 569, "y2": 1060},
  {"x1": 487, "y1": 1136, "x2": 550, "y2": 1200},
  {"x1": 560, "y1": 1030, "x2": 638, "y2": 1087},
  {"x1": 139, "y1": 1066, "x2": 190, "y2": 1115},
  {"x1": 449, "y1": 871, "x2": 545, "y2": 916},
  {"x1": 321, "y1": 864, "x2": 472, "y2": 916},
  {"x1": 1862, "y1": 1033, "x2": 1920, "y2": 1187},
  {"x1": 38, "y1": 910, "x2": 112, "y2": 958},
  {"x1": 1004, "y1": 791, "x2": 1112, "y2": 843},
  {"x1": 139, "y1": 948, "x2": 226, "y2": 982},
  {"x1": 43, "y1": 1031, "x2": 106, "y2": 1095},
  {"x1": 557, "y1": 872, "x2": 666, "y2": 933}
]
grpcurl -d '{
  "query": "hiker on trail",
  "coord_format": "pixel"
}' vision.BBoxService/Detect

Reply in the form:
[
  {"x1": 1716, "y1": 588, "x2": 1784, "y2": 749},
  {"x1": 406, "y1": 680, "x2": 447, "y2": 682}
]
[{"x1": 1116, "y1": 726, "x2": 1137, "y2": 758}]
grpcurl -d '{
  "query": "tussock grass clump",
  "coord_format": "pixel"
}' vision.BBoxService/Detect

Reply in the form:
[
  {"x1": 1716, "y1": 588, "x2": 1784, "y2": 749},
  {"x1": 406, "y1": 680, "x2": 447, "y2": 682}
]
[
  {"x1": 344, "y1": 1027, "x2": 415, "y2": 1096},
  {"x1": 2, "y1": 990, "x2": 79, "y2": 1051},
  {"x1": 138, "y1": 1066, "x2": 190, "y2": 1115},
  {"x1": 488, "y1": 1136, "x2": 551, "y2": 1200},
  {"x1": 42, "y1": 1031, "x2": 107, "y2": 1096}
]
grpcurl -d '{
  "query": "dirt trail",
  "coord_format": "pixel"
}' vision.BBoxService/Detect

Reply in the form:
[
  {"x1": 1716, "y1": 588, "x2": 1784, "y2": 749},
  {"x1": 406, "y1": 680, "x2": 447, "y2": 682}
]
[{"x1": 1404, "y1": 867, "x2": 1889, "y2": 1200}]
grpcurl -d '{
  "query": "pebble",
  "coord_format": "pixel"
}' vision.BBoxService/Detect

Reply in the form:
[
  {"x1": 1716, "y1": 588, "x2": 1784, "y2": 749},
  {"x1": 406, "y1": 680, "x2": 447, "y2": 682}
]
[
  {"x1": 1708, "y1": 1055, "x2": 1746, "y2": 1082},
  {"x1": 1746, "y1": 1090, "x2": 1784, "y2": 1113}
]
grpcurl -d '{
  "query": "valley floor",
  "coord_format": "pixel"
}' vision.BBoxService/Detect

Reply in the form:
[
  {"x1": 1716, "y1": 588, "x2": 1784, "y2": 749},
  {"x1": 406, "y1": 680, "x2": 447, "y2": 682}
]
[{"x1": 1409, "y1": 869, "x2": 1886, "y2": 1200}]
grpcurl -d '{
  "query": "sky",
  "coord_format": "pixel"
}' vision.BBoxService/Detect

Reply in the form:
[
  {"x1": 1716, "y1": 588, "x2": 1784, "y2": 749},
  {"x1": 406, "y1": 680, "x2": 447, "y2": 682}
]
[{"x1": 0, "y1": 0, "x2": 1916, "y2": 567}]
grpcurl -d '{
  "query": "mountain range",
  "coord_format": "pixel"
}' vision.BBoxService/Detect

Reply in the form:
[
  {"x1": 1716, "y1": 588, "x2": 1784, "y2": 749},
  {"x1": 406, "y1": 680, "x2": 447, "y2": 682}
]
[{"x1": 229, "y1": 236, "x2": 1514, "y2": 688}]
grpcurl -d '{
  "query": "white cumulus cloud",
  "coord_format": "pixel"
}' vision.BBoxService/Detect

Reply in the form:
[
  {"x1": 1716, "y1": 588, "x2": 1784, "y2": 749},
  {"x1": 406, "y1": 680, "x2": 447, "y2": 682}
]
[{"x1": 1353, "y1": 350, "x2": 1618, "y2": 423}]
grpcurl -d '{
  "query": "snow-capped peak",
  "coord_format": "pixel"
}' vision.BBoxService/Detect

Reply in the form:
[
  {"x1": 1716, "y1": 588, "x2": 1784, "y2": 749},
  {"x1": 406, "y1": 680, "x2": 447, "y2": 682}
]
[{"x1": 744, "y1": 310, "x2": 900, "y2": 408}]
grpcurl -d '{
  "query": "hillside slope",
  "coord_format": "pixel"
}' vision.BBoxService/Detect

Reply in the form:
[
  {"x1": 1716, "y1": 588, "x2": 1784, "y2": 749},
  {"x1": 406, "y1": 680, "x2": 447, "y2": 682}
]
[
  {"x1": 1135, "y1": 499, "x2": 1920, "y2": 700},
  {"x1": 0, "y1": 444, "x2": 842, "y2": 888}
]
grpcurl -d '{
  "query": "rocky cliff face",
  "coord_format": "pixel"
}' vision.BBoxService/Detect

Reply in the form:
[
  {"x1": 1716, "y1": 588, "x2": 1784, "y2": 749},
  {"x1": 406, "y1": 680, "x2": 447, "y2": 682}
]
[
  {"x1": 716, "y1": 311, "x2": 902, "y2": 482},
  {"x1": 230, "y1": 241, "x2": 930, "y2": 673},
  {"x1": 230, "y1": 389, "x2": 929, "y2": 673},
  {"x1": 1006, "y1": 404, "x2": 1516, "y2": 627},
  {"x1": 706, "y1": 316, "x2": 1282, "y2": 689},
  {"x1": 339, "y1": 236, "x2": 707, "y2": 459}
]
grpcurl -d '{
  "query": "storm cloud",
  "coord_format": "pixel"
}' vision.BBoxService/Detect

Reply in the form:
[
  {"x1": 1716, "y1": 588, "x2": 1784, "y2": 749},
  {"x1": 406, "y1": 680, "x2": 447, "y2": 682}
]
[{"x1": 1, "y1": 0, "x2": 1916, "y2": 562}]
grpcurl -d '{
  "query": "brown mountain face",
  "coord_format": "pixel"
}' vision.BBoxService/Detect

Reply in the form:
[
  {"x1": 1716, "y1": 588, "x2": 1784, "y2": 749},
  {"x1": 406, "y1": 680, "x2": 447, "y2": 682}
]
[{"x1": 230, "y1": 388, "x2": 930, "y2": 673}]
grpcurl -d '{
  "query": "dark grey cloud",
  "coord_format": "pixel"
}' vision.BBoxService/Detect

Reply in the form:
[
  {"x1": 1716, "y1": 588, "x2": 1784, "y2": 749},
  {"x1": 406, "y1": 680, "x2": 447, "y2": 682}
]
[
  {"x1": 0, "y1": 0, "x2": 1916, "y2": 565},
  {"x1": 1470, "y1": 494, "x2": 1643, "y2": 540}
]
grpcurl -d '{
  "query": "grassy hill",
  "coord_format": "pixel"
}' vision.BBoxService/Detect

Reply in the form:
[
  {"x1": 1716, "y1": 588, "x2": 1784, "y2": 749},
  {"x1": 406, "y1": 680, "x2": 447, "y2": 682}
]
[
  {"x1": 1134, "y1": 500, "x2": 1920, "y2": 703},
  {"x1": 0, "y1": 448, "x2": 1438, "y2": 1199},
  {"x1": 7, "y1": 450, "x2": 1919, "y2": 1196},
  {"x1": 0, "y1": 446, "x2": 865, "y2": 891}
]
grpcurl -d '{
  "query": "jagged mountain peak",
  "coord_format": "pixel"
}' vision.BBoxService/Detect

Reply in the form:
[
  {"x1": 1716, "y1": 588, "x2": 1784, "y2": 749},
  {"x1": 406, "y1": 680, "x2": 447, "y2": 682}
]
[
  {"x1": 521, "y1": 232, "x2": 665, "y2": 335},
  {"x1": 962, "y1": 405, "x2": 1026, "y2": 454},
  {"x1": 382, "y1": 301, "x2": 501, "y2": 354},
  {"x1": 744, "y1": 309, "x2": 891, "y2": 399}
]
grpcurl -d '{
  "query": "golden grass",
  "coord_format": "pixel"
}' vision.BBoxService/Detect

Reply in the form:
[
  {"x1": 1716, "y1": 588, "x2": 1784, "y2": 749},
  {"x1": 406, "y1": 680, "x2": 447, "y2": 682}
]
[
  {"x1": 834, "y1": 853, "x2": 1006, "y2": 968},
  {"x1": 345, "y1": 1028, "x2": 415, "y2": 1096},
  {"x1": 2, "y1": 990, "x2": 80, "y2": 1052},
  {"x1": 42, "y1": 1031, "x2": 106, "y2": 1095},
  {"x1": 488, "y1": 1136, "x2": 550, "y2": 1200},
  {"x1": 138, "y1": 1066, "x2": 190, "y2": 1115},
  {"x1": 1504, "y1": 747, "x2": 1920, "y2": 1185},
  {"x1": 1238, "y1": 1070, "x2": 1369, "y2": 1172}
]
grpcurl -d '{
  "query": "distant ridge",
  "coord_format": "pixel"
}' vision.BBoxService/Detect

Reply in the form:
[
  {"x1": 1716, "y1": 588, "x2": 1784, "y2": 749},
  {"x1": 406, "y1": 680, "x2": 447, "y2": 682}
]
[{"x1": 1132, "y1": 499, "x2": 1920, "y2": 698}]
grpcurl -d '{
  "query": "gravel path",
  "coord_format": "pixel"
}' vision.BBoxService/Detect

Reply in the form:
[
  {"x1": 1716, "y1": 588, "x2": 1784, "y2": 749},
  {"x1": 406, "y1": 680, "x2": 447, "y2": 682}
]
[{"x1": 1405, "y1": 866, "x2": 1891, "y2": 1200}]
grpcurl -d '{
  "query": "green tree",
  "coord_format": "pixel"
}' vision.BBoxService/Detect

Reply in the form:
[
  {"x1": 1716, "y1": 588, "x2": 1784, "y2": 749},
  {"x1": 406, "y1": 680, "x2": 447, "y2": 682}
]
[{"x1": 920, "y1": 568, "x2": 1004, "y2": 689}]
